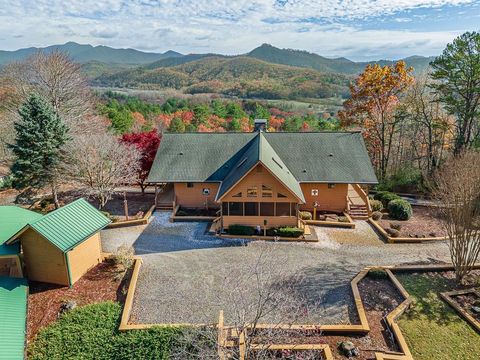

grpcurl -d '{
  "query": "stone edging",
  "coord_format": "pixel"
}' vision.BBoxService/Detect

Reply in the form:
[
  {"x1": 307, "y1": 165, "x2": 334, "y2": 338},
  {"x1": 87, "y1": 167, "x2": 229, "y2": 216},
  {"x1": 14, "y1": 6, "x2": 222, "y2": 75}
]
[{"x1": 368, "y1": 218, "x2": 448, "y2": 243}]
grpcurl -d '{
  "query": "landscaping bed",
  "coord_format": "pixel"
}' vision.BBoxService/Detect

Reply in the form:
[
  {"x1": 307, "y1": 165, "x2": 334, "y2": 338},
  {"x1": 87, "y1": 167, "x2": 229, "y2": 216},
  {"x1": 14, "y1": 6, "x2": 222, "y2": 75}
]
[
  {"x1": 453, "y1": 292, "x2": 480, "y2": 322},
  {"x1": 377, "y1": 205, "x2": 446, "y2": 238},
  {"x1": 395, "y1": 270, "x2": 480, "y2": 360},
  {"x1": 175, "y1": 206, "x2": 219, "y2": 217},
  {"x1": 27, "y1": 261, "x2": 132, "y2": 340}
]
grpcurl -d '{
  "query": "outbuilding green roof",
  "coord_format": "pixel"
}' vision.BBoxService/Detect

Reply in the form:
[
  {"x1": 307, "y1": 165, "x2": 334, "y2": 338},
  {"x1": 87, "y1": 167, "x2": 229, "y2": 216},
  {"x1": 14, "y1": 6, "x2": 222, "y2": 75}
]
[
  {"x1": 148, "y1": 131, "x2": 378, "y2": 186},
  {"x1": 27, "y1": 198, "x2": 111, "y2": 252},
  {"x1": 0, "y1": 276, "x2": 28, "y2": 360},
  {"x1": 0, "y1": 206, "x2": 42, "y2": 246}
]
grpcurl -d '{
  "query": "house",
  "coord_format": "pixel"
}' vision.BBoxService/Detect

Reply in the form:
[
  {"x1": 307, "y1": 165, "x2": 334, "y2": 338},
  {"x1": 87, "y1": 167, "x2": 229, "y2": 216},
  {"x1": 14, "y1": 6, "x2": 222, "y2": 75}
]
[
  {"x1": 2, "y1": 199, "x2": 111, "y2": 286},
  {"x1": 147, "y1": 123, "x2": 378, "y2": 230}
]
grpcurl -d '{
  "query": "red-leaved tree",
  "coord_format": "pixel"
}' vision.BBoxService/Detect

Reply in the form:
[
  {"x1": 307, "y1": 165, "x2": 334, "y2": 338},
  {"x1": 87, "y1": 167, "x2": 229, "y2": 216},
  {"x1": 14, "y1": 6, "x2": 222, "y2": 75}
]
[{"x1": 121, "y1": 129, "x2": 161, "y2": 193}]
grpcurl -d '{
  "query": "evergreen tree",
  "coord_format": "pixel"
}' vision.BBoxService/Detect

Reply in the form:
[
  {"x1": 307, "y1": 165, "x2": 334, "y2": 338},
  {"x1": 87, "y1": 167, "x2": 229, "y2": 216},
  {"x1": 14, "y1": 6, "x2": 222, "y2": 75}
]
[
  {"x1": 430, "y1": 31, "x2": 480, "y2": 154},
  {"x1": 168, "y1": 116, "x2": 186, "y2": 133},
  {"x1": 9, "y1": 94, "x2": 70, "y2": 208}
]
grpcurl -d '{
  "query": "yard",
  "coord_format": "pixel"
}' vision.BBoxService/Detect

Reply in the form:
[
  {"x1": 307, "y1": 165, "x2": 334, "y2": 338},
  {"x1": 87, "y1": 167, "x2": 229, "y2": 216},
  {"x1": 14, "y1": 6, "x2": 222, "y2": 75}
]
[
  {"x1": 396, "y1": 271, "x2": 480, "y2": 360},
  {"x1": 101, "y1": 212, "x2": 451, "y2": 326}
]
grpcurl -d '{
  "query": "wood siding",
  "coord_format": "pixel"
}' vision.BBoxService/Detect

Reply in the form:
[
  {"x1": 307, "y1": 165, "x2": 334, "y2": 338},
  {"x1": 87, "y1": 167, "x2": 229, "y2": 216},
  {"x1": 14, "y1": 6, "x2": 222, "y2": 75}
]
[
  {"x1": 174, "y1": 182, "x2": 220, "y2": 208},
  {"x1": 66, "y1": 233, "x2": 103, "y2": 284},
  {"x1": 21, "y1": 228, "x2": 70, "y2": 286},
  {"x1": 222, "y1": 164, "x2": 297, "y2": 203},
  {"x1": 223, "y1": 215, "x2": 297, "y2": 229},
  {"x1": 300, "y1": 183, "x2": 348, "y2": 212}
]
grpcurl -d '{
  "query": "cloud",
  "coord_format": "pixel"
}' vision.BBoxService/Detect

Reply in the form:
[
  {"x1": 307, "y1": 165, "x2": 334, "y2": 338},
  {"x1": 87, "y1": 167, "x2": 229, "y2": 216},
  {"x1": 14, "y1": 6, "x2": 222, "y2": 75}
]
[
  {"x1": 89, "y1": 29, "x2": 118, "y2": 39},
  {"x1": 0, "y1": 0, "x2": 477, "y2": 60}
]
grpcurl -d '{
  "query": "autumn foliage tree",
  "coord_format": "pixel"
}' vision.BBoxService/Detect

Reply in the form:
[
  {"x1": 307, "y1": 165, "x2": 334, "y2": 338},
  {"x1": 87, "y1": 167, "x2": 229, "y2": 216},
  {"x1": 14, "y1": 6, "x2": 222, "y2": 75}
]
[
  {"x1": 121, "y1": 129, "x2": 161, "y2": 193},
  {"x1": 340, "y1": 61, "x2": 414, "y2": 179}
]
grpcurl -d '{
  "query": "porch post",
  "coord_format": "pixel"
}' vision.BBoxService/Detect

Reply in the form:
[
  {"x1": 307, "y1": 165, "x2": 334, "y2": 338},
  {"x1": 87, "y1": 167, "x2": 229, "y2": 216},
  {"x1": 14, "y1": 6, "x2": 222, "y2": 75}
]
[{"x1": 154, "y1": 184, "x2": 158, "y2": 207}]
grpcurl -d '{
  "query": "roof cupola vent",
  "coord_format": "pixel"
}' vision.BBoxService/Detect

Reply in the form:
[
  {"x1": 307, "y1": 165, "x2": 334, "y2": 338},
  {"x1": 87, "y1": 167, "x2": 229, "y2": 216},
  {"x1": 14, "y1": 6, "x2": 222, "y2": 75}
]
[{"x1": 254, "y1": 119, "x2": 267, "y2": 132}]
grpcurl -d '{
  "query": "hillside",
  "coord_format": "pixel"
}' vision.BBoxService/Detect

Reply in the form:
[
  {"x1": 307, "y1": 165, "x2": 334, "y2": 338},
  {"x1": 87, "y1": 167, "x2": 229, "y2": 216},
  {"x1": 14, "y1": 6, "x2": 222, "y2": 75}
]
[
  {"x1": 0, "y1": 42, "x2": 182, "y2": 65},
  {"x1": 247, "y1": 44, "x2": 434, "y2": 74},
  {"x1": 93, "y1": 56, "x2": 352, "y2": 100}
]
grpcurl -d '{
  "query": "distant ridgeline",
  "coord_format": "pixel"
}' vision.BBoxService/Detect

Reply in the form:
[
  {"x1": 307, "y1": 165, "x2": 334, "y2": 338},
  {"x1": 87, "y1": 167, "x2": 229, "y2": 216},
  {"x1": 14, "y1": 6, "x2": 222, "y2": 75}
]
[{"x1": 0, "y1": 42, "x2": 435, "y2": 100}]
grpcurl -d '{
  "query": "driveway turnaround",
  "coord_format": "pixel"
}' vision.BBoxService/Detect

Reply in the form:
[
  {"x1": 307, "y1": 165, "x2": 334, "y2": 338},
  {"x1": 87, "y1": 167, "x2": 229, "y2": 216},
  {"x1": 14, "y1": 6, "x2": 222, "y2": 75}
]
[{"x1": 102, "y1": 213, "x2": 451, "y2": 326}]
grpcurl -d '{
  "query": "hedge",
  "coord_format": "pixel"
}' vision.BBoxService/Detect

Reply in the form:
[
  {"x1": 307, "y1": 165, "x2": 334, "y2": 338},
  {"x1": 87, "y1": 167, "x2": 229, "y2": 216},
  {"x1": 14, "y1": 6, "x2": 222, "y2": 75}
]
[
  {"x1": 299, "y1": 211, "x2": 312, "y2": 220},
  {"x1": 228, "y1": 224, "x2": 255, "y2": 236},
  {"x1": 277, "y1": 227, "x2": 304, "y2": 238},
  {"x1": 374, "y1": 191, "x2": 401, "y2": 207},
  {"x1": 370, "y1": 199, "x2": 383, "y2": 212},
  {"x1": 28, "y1": 302, "x2": 184, "y2": 360},
  {"x1": 388, "y1": 199, "x2": 413, "y2": 220}
]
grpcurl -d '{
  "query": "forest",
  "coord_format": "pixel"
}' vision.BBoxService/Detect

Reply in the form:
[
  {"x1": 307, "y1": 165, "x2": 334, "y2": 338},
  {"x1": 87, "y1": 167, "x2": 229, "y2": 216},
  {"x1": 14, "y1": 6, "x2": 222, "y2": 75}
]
[{"x1": 0, "y1": 31, "x2": 479, "y2": 206}]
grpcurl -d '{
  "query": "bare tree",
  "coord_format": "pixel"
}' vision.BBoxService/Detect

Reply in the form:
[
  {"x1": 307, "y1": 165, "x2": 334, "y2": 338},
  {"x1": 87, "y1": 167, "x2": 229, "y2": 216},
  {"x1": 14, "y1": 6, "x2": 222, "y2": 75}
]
[
  {"x1": 435, "y1": 151, "x2": 480, "y2": 283},
  {"x1": 0, "y1": 50, "x2": 102, "y2": 159},
  {"x1": 171, "y1": 245, "x2": 322, "y2": 360},
  {"x1": 66, "y1": 132, "x2": 141, "y2": 208}
]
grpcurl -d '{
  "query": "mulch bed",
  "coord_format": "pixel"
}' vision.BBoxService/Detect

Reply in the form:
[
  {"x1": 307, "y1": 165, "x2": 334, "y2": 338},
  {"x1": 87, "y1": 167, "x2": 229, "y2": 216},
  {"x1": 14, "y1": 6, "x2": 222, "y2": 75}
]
[
  {"x1": 454, "y1": 293, "x2": 480, "y2": 322},
  {"x1": 248, "y1": 272, "x2": 405, "y2": 360},
  {"x1": 27, "y1": 261, "x2": 132, "y2": 341},
  {"x1": 176, "y1": 206, "x2": 219, "y2": 217},
  {"x1": 378, "y1": 205, "x2": 446, "y2": 238}
]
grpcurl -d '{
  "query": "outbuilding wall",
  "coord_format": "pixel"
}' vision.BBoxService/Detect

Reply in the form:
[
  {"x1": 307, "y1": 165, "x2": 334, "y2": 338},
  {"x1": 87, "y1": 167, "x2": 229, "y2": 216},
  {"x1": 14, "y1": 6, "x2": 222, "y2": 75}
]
[
  {"x1": 21, "y1": 228, "x2": 70, "y2": 286},
  {"x1": 66, "y1": 232, "x2": 103, "y2": 284}
]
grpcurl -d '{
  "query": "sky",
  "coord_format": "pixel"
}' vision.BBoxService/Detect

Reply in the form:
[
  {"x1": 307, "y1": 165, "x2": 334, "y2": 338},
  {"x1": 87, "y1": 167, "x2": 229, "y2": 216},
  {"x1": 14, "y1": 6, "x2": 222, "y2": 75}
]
[{"x1": 0, "y1": 0, "x2": 479, "y2": 61}]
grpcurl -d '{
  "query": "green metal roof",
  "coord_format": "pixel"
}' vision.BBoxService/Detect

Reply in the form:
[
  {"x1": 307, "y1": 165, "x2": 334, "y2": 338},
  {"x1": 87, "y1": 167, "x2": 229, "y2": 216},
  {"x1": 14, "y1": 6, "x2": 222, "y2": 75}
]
[
  {"x1": 0, "y1": 276, "x2": 28, "y2": 360},
  {"x1": 216, "y1": 133, "x2": 305, "y2": 202},
  {"x1": 148, "y1": 131, "x2": 378, "y2": 185},
  {"x1": 28, "y1": 198, "x2": 111, "y2": 252},
  {"x1": 0, "y1": 206, "x2": 42, "y2": 245}
]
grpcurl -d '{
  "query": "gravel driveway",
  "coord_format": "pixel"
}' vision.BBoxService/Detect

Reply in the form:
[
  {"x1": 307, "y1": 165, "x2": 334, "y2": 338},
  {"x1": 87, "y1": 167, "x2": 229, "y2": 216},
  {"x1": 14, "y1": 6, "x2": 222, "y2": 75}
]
[{"x1": 101, "y1": 213, "x2": 451, "y2": 326}]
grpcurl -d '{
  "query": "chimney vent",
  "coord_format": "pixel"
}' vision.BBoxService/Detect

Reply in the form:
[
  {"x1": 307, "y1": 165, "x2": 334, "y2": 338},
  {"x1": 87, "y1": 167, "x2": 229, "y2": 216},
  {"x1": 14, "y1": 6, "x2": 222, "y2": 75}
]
[{"x1": 254, "y1": 119, "x2": 267, "y2": 132}]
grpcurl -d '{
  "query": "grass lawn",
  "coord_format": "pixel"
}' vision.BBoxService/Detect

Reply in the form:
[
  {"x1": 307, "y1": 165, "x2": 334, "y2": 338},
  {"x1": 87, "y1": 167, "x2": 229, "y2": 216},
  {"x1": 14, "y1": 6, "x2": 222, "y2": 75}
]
[
  {"x1": 396, "y1": 272, "x2": 480, "y2": 360},
  {"x1": 28, "y1": 302, "x2": 187, "y2": 360}
]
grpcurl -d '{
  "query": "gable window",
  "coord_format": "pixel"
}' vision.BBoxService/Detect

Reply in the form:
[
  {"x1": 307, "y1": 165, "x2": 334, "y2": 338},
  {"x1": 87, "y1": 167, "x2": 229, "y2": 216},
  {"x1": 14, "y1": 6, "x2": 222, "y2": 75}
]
[
  {"x1": 277, "y1": 192, "x2": 287, "y2": 198},
  {"x1": 247, "y1": 186, "x2": 258, "y2": 197},
  {"x1": 187, "y1": 182, "x2": 194, "y2": 188},
  {"x1": 244, "y1": 202, "x2": 258, "y2": 216},
  {"x1": 328, "y1": 183, "x2": 335, "y2": 189},
  {"x1": 262, "y1": 185, "x2": 273, "y2": 198},
  {"x1": 232, "y1": 192, "x2": 242, "y2": 198}
]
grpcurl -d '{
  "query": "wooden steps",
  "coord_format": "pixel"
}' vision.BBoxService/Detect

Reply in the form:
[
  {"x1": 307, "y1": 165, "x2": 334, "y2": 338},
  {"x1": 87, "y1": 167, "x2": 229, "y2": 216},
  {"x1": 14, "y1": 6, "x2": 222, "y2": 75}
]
[
  {"x1": 156, "y1": 203, "x2": 173, "y2": 211},
  {"x1": 349, "y1": 204, "x2": 369, "y2": 219}
]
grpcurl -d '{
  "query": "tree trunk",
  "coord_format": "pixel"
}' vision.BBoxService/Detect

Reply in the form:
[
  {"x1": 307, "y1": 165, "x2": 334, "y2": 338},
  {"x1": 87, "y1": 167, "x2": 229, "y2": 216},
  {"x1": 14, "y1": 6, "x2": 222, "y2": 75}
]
[{"x1": 51, "y1": 182, "x2": 60, "y2": 209}]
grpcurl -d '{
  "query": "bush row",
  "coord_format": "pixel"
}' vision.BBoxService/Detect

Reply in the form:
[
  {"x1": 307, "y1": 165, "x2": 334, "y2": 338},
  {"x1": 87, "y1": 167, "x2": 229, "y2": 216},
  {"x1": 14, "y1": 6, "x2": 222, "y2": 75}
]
[{"x1": 228, "y1": 224, "x2": 303, "y2": 238}]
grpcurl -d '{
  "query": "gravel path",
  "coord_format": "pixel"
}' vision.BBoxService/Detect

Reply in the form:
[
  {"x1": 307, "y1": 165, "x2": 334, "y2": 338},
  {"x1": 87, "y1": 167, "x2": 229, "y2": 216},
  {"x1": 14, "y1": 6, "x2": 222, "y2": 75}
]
[{"x1": 101, "y1": 213, "x2": 450, "y2": 326}]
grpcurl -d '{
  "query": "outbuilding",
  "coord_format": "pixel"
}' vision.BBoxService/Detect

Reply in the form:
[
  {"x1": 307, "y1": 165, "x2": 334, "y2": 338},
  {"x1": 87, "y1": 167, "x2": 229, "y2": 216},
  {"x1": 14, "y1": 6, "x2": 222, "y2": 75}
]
[{"x1": 5, "y1": 198, "x2": 111, "y2": 286}]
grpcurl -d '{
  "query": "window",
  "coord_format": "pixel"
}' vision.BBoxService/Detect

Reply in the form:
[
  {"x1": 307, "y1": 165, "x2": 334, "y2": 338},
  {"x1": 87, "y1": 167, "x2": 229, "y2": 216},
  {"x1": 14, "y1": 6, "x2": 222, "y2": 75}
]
[
  {"x1": 260, "y1": 202, "x2": 275, "y2": 216},
  {"x1": 222, "y1": 202, "x2": 229, "y2": 216},
  {"x1": 229, "y1": 202, "x2": 243, "y2": 216},
  {"x1": 328, "y1": 183, "x2": 336, "y2": 189},
  {"x1": 244, "y1": 202, "x2": 258, "y2": 216},
  {"x1": 232, "y1": 192, "x2": 242, "y2": 198},
  {"x1": 247, "y1": 186, "x2": 258, "y2": 197},
  {"x1": 311, "y1": 189, "x2": 319, "y2": 196},
  {"x1": 276, "y1": 202, "x2": 291, "y2": 216},
  {"x1": 277, "y1": 192, "x2": 287, "y2": 198},
  {"x1": 187, "y1": 182, "x2": 194, "y2": 188},
  {"x1": 262, "y1": 185, "x2": 273, "y2": 198}
]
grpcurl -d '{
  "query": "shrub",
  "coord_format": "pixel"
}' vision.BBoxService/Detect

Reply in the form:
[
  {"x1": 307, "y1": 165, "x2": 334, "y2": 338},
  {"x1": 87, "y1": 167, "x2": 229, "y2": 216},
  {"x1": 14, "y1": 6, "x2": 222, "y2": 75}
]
[
  {"x1": 299, "y1": 211, "x2": 312, "y2": 220},
  {"x1": 277, "y1": 227, "x2": 304, "y2": 238},
  {"x1": 228, "y1": 224, "x2": 255, "y2": 236},
  {"x1": 388, "y1": 199, "x2": 413, "y2": 220},
  {"x1": 390, "y1": 223, "x2": 402, "y2": 231},
  {"x1": 338, "y1": 216, "x2": 349, "y2": 223},
  {"x1": 377, "y1": 166, "x2": 424, "y2": 193},
  {"x1": 371, "y1": 211, "x2": 383, "y2": 221},
  {"x1": 0, "y1": 175, "x2": 13, "y2": 190},
  {"x1": 368, "y1": 269, "x2": 388, "y2": 279},
  {"x1": 28, "y1": 301, "x2": 184, "y2": 360},
  {"x1": 374, "y1": 191, "x2": 401, "y2": 207},
  {"x1": 370, "y1": 199, "x2": 383, "y2": 212},
  {"x1": 386, "y1": 228, "x2": 400, "y2": 238},
  {"x1": 112, "y1": 245, "x2": 135, "y2": 275}
]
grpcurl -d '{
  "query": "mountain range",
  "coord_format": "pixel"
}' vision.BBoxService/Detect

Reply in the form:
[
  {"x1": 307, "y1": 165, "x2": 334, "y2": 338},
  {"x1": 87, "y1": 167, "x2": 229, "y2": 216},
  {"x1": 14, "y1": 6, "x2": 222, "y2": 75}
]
[{"x1": 0, "y1": 42, "x2": 436, "y2": 100}]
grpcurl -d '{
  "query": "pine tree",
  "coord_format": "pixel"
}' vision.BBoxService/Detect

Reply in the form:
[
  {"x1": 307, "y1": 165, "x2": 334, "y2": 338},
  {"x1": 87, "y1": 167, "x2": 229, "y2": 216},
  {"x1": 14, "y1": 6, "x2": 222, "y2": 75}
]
[{"x1": 9, "y1": 94, "x2": 70, "y2": 208}]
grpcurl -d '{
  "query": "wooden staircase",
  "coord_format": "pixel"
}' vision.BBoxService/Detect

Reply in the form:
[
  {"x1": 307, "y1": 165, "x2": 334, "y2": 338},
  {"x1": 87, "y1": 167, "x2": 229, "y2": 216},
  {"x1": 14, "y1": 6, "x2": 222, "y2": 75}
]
[
  {"x1": 349, "y1": 204, "x2": 369, "y2": 219},
  {"x1": 156, "y1": 202, "x2": 173, "y2": 211}
]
